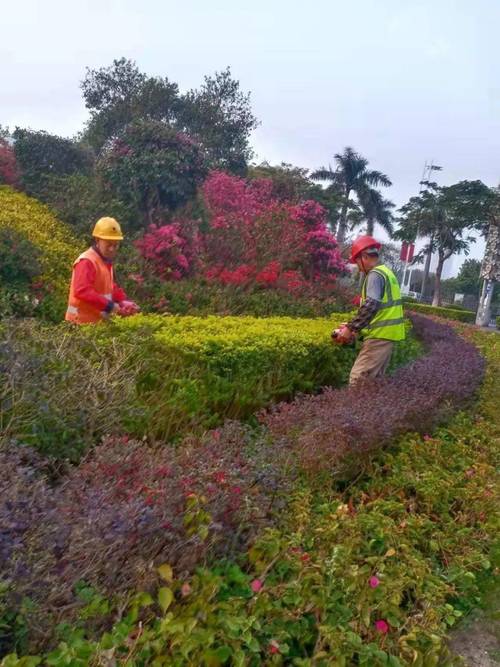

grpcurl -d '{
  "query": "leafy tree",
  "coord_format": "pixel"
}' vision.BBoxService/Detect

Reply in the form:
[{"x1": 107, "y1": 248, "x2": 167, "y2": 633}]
[
  {"x1": 397, "y1": 180, "x2": 498, "y2": 306},
  {"x1": 178, "y1": 67, "x2": 258, "y2": 173},
  {"x1": 81, "y1": 58, "x2": 180, "y2": 151},
  {"x1": 82, "y1": 60, "x2": 258, "y2": 173},
  {"x1": 98, "y1": 120, "x2": 207, "y2": 227},
  {"x1": 13, "y1": 128, "x2": 93, "y2": 198},
  {"x1": 248, "y1": 162, "x2": 319, "y2": 202},
  {"x1": 378, "y1": 241, "x2": 405, "y2": 280},
  {"x1": 454, "y1": 258, "x2": 481, "y2": 294},
  {"x1": 312, "y1": 147, "x2": 392, "y2": 243}
]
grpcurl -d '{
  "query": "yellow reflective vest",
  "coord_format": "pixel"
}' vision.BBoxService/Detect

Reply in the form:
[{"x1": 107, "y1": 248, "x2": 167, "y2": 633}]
[{"x1": 360, "y1": 264, "x2": 406, "y2": 341}]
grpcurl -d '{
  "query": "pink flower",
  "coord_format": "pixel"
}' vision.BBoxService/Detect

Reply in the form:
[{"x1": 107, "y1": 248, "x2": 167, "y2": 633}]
[
  {"x1": 423, "y1": 434, "x2": 432, "y2": 441},
  {"x1": 268, "y1": 640, "x2": 280, "y2": 655},
  {"x1": 181, "y1": 583, "x2": 192, "y2": 597},
  {"x1": 369, "y1": 576, "x2": 380, "y2": 588},
  {"x1": 251, "y1": 579, "x2": 263, "y2": 593},
  {"x1": 375, "y1": 620, "x2": 389, "y2": 634},
  {"x1": 213, "y1": 471, "x2": 227, "y2": 484}
]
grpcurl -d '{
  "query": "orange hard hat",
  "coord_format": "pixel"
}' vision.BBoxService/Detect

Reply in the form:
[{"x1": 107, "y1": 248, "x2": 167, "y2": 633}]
[{"x1": 349, "y1": 235, "x2": 382, "y2": 263}]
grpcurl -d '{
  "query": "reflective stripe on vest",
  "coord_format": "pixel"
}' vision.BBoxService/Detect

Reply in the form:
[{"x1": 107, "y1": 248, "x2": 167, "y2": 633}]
[
  {"x1": 65, "y1": 248, "x2": 114, "y2": 324},
  {"x1": 360, "y1": 264, "x2": 406, "y2": 341}
]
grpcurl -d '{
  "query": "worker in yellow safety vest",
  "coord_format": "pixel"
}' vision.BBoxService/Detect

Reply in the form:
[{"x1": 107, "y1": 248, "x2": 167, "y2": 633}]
[
  {"x1": 332, "y1": 235, "x2": 405, "y2": 384},
  {"x1": 65, "y1": 217, "x2": 140, "y2": 324}
]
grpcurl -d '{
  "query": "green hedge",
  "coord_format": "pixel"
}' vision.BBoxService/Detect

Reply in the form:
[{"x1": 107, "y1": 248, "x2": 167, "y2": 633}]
[
  {"x1": 405, "y1": 301, "x2": 476, "y2": 323},
  {"x1": 496, "y1": 316, "x2": 500, "y2": 330},
  {"x1": 0, "y1": 314, "x2": 420, "y2": 461}
]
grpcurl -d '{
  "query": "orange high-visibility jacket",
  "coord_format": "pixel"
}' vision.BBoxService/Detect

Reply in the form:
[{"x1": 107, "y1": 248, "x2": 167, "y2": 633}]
[{"x1": 65, "y1": 248, "x2": 113, "y2": 324}]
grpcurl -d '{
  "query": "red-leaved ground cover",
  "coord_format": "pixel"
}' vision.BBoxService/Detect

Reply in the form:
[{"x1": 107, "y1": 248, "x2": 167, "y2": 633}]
[{"x1": 262, "y1": 314, "x2": 485, "y2": 472}]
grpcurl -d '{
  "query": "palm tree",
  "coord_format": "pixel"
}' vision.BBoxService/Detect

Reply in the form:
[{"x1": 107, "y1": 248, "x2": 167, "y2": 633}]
[
  {"x1": 312, "y1": 147, "x2": 392, "y2": 244},
  {"x1": 356, "y1": 185, "x2": 395, "y2": 237}
]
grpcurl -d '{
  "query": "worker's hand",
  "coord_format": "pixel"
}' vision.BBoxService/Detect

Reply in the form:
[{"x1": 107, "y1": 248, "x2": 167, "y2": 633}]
[
  {"x1": 118, "y1": 300, "x2": 140, "y2": 317},
  {"x1": 331, "y1": 325, "x2": 355, "y2": 345},
  {"x1": 102, "y1": 302, "x2": 120, "y2": 319}
]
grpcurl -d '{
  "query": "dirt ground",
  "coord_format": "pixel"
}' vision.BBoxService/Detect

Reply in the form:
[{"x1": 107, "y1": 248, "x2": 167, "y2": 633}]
[{"x1": 448, "y1": 584, "x2": 500, "y2": 666}]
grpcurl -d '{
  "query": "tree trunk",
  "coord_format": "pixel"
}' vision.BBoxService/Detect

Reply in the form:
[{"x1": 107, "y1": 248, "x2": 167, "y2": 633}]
[
  {"x1": 432, "y1": 252, "x2": 445, "y2": 306},
  {"x1": 336, "y1": 190, "x2": 350, "y2": 244},
  {"x1": 475, "y1": 279, "x2": 495, "y2": 326},
  {"x1": 366, "y1": 218, "x2": 374, "y2": 236},
  {"x1": 420, "y1": 234, "x2": 433, "y2": 299}
]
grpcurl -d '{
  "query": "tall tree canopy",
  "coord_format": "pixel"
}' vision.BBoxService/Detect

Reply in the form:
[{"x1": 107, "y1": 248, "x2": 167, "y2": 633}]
[
  {"x1": 81, "y1": 59, "x2": 258, "y2": 173},
  {"x1": 97, "y1": 120, "x2": 208, "y2": 227}
]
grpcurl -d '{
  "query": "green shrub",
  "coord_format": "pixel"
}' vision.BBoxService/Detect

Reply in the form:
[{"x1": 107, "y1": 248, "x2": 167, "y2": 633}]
[
  {"x1": 496, "y1": 315, "x2": 500, "y2": 330},
  {"x1": 405, "y1": 301, "x2": 476, "y2": 323},
  {"x1": 0, "y1": 186, "x2": 82, "y2": 321},
  {"x1": 0, "y1": 315, "x2": 420, "y2": 460}
]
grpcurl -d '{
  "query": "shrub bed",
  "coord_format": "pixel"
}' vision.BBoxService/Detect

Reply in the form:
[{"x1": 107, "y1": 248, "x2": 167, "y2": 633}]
[
  {"x1": 405, "y1": 302, "x2": 475, "y2": 323},
  {"x1": 0, "y1": 315, "x2": 420, "y2": 460},
  {"x1": 0, "y1": 317, "x2": 492, "y2": 663},
  {"x1": 121, "y1": 271, "x2": 356, "y2": 318},
  {"x1": 263, "y1": 313, "x2": 484, "y2": 473},
  {"x1": 0, "y1": 186, "x2": 81, "y2": 320}
]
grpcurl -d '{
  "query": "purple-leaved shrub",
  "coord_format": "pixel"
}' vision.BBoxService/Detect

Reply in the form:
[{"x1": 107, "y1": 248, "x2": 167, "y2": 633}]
[{"x1": 263, "y1": 314, "x2": 485, "y2": 473}]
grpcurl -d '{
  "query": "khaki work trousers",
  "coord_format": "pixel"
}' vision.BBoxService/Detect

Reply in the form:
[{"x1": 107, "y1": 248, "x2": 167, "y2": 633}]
[{"x1": 349, "y1": 338, "x2": 394, "y2": 385}]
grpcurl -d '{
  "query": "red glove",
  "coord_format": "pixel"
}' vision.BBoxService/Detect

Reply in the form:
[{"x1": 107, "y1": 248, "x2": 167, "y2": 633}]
[
  {"x1": 118, "y1": 300, "x2": 141, "y2": 317},
  {"x1": 331, "y1": 325, "x2": 355, "y2": 345}
]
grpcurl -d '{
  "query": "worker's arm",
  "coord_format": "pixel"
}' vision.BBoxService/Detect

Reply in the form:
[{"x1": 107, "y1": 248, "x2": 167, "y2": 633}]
[
  {"x1": 112, "y1": 282, "x2": 127, "y2": 304},
  {"x1": 73, "y1": 259, "x2": 114, "y2": 313},
  {"x1": 346, "y1": 272, "x2": 385, "y2": 334}
]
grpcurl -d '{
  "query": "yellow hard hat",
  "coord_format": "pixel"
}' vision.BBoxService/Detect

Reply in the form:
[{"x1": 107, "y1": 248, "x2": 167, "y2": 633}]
[{"x1": 92, "y1": 217, "x2": 124, "y2": 241}]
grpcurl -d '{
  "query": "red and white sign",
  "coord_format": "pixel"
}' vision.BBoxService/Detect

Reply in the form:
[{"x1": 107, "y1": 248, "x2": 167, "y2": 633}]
[{"x1": 400, "y1": 242, "x2": 415, "y2": 262}]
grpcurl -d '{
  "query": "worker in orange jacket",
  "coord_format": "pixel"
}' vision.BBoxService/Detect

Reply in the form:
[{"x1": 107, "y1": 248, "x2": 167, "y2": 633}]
[{"x1": 65, "y1": 217, "x2": 139, "y2": 324}]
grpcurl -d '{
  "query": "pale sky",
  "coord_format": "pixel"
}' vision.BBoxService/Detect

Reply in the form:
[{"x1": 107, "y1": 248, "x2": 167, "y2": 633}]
[{"x1": 2, "y1": 0, "x2": 499, "y2": 274}]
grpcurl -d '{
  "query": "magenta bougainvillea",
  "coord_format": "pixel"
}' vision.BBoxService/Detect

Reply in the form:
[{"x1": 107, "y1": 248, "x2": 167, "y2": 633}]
[
  {"x1": 135, "y1": 170, "x2": 346, "y2": 292},
  {"x1": 135, "y1": 221, "x2": 198, "y2": 281}
]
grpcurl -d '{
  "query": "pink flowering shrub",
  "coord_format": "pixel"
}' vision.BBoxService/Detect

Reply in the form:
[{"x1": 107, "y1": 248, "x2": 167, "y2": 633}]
[
  {"x1": 135, "y1": 221, "x2": 198, "y2": 281},
  {"x1": 134, "y1": 171, "x2": 347, "y2": 295}
]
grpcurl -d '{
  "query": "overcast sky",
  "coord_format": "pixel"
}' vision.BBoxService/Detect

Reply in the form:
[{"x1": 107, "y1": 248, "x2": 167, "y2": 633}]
[{"x1": 2, "y1": 0, "x2": 498, "y2": 273}]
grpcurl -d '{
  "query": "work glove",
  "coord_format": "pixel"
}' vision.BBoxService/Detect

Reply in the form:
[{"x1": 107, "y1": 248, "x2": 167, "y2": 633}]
[
  {"x1": 331, "y1": 324, "x2": 356, "y2": 345},
  {"x1": 118, "y1": 300, "x2": 141, "y2": 317}
]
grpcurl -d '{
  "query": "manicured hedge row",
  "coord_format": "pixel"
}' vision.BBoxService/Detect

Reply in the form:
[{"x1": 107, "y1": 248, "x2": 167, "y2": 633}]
[
  {"x1": 0, "y1": 314, "x2": 420, "y2": 460},
  {"x1": 404, "y1": 301, "x2": 476, "y2": 323},
  {"x1": 1, "y1": 315, "x2": 493, "y2": 664}
]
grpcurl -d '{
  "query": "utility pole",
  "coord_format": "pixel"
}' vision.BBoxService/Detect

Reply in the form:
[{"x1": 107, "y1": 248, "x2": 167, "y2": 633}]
[
  {"x1": 401, "y1": 161, "x2": 442, "y2": 296},
  {"x1": 417, "y1": 162, "x2": 442, "y2": 300}
]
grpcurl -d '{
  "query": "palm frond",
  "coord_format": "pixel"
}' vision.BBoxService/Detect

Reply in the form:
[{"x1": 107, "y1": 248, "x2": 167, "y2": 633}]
[{"x1": 310, "y1": 167, "x2": 336, "y2": 183}]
